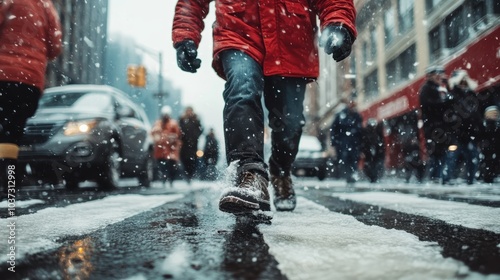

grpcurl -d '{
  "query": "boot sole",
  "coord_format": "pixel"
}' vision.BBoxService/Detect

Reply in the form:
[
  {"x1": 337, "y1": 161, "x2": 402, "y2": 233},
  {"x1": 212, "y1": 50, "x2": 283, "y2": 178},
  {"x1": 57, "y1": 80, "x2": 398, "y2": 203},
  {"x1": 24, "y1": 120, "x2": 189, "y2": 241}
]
[
  {"x1": 219, "y1": 196, "x2": 270, "y2": 214},
  {"x1": 236, "y1": 211, "x2": 273, "y2": 225},
  {"x1": 275, "y1": 206, "x2": 296, "y2": 211},
  {"x1": 274, "y1": 198, "x2": 297, "y2": 212}
]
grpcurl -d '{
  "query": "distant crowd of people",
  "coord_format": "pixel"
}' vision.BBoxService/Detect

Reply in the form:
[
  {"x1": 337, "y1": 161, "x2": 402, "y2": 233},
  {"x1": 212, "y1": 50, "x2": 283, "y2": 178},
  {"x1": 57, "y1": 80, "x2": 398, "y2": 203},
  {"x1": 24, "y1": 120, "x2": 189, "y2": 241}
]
[
  {"x1": 329, "y1": 95, "x2": 385, "y2": 185},
  {"x1": 328, "y1": 67, "x2": 499, "y2": 186},
  {"x1": 419, "y1": 66, "x2": 499, "y2": 185},
  {"x1": 151, "y1": 105, "x2": 219, "y2": 187},
  {"x1": 152, "y1": 65, "x2": 500, "y2": 188}
]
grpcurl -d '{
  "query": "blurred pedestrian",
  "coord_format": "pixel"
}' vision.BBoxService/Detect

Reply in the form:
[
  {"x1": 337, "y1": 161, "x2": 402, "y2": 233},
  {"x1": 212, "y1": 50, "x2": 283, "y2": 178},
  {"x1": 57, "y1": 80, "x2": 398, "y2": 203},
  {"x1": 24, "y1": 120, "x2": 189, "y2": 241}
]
[
  {"x1": 442, "y1": 69, "x2": 481, "y2": 185},
  {"x1": 179, "y1": 106, "x2": 203, "y2": 184},
  {"x1": 478, "y1": 105, "x2": 500, "y2": 183},
  {"x1": 330, "y1": 96, "x2": 363, "y2": 185},
  {"x1": 419, "y1": 65, "x2": 452, "y2": 183},
  {"x1": 361, "y1": 118, "x2": 385, "y2": 183},
  {"x1": 0, "y1": 0, "x2": 62, "y2": 197},
  {"x1": 172, "y1": 0, "x2": 356, "y2": 215},
  {"x1": 400, "y1": 122, "x2": 425, "y2": 183},
  {"x1": 151, "y1": 106, "x2": 182, "y2": 187},
  {"x1": 203, "y1": 128, "x2": 219, "y2": 181}
]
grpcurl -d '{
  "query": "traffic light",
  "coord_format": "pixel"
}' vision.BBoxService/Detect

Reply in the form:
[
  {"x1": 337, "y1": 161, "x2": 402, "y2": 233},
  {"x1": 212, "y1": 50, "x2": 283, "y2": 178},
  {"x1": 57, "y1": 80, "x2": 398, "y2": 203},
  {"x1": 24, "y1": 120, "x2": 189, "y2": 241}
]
[
  {"x1": 127, "y1": 65, "x2": 137, "y2": 86},
  {"x1": 136, "y1": 65, "x2": 146, "y2": 87},
  {"x1": 126, "y1": 65, "x2": 146, "y2": 87}
]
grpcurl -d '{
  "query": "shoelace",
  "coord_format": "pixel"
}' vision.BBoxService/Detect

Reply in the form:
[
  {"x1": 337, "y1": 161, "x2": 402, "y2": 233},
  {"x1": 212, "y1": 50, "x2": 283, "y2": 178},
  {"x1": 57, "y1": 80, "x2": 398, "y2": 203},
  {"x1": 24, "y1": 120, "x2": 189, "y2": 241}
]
[
  {"x1": 239, "y1": 172, "x2": 258, "y2": 189},
  {"x1": 273, "y1": 177, "x2": 293, "y2": 197}
]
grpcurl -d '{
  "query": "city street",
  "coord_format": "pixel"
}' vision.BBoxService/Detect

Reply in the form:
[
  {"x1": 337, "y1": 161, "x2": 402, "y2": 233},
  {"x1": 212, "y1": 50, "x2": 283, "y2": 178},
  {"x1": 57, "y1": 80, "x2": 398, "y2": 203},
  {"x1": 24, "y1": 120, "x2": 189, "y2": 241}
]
[
  {"x1": 1, "y1": 177, "x2": 499, "y2": 280},
  {"x1": 1, "y1": 1, "x2": 499, "y2": 280}
]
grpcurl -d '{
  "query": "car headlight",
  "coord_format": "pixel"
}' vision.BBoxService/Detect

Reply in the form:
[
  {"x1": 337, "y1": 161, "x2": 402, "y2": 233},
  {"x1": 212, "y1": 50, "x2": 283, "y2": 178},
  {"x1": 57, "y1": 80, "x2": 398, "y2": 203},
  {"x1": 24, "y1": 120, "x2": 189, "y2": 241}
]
[{"x1": 63, "y1": 120, "x2": 98, "y2": 136}]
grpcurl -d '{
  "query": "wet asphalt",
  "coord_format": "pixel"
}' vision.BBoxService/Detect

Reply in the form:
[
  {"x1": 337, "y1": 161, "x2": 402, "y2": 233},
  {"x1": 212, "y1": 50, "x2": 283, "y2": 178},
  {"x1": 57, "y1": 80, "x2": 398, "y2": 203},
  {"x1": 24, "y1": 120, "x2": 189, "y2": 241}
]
[
  {"x1": 1, "y1": 182, "x2": 499, "y2": 279},
  {"x1": 0, "y1": 187, "x2": 286, "y2": 280}
]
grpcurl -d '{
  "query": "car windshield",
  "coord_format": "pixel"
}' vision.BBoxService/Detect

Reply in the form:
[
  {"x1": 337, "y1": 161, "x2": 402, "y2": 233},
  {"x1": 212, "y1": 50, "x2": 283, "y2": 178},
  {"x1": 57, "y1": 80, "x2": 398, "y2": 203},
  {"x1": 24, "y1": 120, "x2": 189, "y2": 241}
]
[
  {"x1": 39, "y1": 91, "x2": 113, "y2": 112},
  {"x1": 299, "y1": 136, "x2": 322, "y2": 151}
]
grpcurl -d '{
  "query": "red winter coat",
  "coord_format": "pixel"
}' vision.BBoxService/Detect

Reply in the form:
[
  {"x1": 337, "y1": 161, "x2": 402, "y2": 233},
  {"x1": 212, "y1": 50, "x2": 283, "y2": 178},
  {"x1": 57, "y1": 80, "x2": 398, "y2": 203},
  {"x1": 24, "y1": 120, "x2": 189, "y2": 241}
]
[
  {"x1": 0, "y1": 0, "x2": 62, "y2": 90},
  {"x1": 151, "y1": 118, "x2": 183, "y2": 161},
  {"x1": 172, "y1": 0, "x2": 356, "y2": 80}
]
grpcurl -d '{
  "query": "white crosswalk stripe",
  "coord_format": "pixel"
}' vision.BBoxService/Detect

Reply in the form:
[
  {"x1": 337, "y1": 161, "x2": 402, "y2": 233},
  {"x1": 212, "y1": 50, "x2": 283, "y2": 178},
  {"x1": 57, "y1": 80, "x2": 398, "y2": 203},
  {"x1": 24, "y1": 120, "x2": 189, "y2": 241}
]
[
  {"x1": 0, "y1": 194, "x2": 183, "y2": 263},
  {"x1": 334, "y1": 192, "x2": 500, "y2": 233},
  {"x1": 260, "y1": 197, "x2": 489, "y2": 280}
]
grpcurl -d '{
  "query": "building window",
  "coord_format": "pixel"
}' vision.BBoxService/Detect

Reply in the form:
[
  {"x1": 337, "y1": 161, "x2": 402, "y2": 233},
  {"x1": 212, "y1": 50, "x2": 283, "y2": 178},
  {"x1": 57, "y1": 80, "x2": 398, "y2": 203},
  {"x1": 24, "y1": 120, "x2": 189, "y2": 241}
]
[
  {"x1": 428, "y1": 2, "x2": 492, "y2": 60},
  {"x1": 348, "y1": 55, "x2": 357, "y2": 88},
  {"x1": 350, "y1": 55, "x2": 356, "y2": 77},
  {"x1": 398, "y1": 0, "x2": 414, "y2": 34},
  {"x1": 364, "y1": 70, "x2": 378, "y2": 100},
  {"x1": 428, "y1": 26, "x2": 441, "y2": 61},
  {"x1": 426, "y1": 0, "x2": 444, "y2": 13},
  {"x1": 362, "y1": 41, "x2": 369, "y2": 66},
  {"x1": 370, "y1": 27, "x2": 377, "y2": 59},
  {"x1": 401, "y1": 45, "x2": 416, "y2": 81},
  {"x1": 386, "y1": 59, "x2": 397, "y2": 89},
  {"x1": 471, "y1": 0, "x2": 487, "y2": 21},
  {"x1": 386, "y1": 45, "x2": 416, "y2": 89},
  {"x1": 384, "y1": 7, "x2": 396, "y2": 46},
  {"x1": 445, "y1": 7, "x2": 468, "y2": 48},
  {"x1": 470, "y1": 0, "x2": 488, "y2": 32}
]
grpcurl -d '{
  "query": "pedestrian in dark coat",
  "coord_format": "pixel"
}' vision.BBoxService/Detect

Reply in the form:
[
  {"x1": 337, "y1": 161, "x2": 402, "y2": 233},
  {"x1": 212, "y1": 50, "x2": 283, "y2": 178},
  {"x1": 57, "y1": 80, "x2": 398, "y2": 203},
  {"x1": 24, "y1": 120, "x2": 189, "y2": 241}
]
[
  {"x1": 442, "y1": 69, "x2": 481, "y2": 185},
  {"x1": 397, "y1": 115, "x2": 425, "y2": 184},
  {"x1": 172, "y1": 0, "x2": 357, "y2": 214},
  {"x1": 203, "y1": 128, "x2": 219, "y2": 181},
  {"x1": 179, "y1": 106, "x2": 203, "y2": 183},
  {"x1": 478, "y1": 105, "x2": 500, "y2": 183},
  {"x1": 330, "y1": 98, "x2": 363, "y2": 184},
  {"x1": 419, "y1": 65, "x2": 452, "y2": 183},
  {"x1": 361, "y1": 119, "x2": 385, "y2": 183},
  {"x1": 402, "y1": 136, "x2": 425, "y2": 183},
  {"x1": 0, "y1": 0, "x2": 62, "y2": 196}
]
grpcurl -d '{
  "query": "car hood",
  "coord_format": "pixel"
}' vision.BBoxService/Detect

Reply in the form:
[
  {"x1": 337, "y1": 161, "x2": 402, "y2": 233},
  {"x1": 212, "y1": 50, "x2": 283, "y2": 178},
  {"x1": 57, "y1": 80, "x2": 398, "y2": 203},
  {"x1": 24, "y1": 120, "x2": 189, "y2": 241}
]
[{"x1": 28, "y1": 108, "x2": 111, "y2": 124}]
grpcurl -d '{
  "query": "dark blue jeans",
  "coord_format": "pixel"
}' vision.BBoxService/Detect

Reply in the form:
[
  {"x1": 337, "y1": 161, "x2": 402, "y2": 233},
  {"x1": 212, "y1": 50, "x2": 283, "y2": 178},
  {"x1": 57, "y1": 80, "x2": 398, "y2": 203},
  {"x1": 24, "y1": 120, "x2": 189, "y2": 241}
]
[
  {"x1": 443, "y1": 142, "x2": 478, "y2": 184},
  {"x1": 158, "y1": 159, "x2": 178, "y2": 185},
  {"x1": 220, "y1": 50, "x2": 307, "y2": 177},
  {"x1": 337, "y1": 147, "x2": 360, "y2": 183}
]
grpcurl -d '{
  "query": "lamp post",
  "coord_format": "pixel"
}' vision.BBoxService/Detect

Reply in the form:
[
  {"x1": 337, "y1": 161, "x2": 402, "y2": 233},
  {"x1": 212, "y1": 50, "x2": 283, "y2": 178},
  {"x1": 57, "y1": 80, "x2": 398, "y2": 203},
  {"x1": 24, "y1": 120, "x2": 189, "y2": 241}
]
[{"x1": 134, "y1": 46, "x2": 165, "y2": 116}]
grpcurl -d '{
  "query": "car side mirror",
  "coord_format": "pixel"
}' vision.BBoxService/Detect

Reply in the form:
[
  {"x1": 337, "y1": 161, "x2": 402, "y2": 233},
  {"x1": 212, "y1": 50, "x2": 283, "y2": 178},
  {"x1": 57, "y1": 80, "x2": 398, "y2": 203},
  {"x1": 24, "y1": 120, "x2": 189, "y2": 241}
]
[{"x1": 117, "y1": 106, "x2": 134, "y2": 118}]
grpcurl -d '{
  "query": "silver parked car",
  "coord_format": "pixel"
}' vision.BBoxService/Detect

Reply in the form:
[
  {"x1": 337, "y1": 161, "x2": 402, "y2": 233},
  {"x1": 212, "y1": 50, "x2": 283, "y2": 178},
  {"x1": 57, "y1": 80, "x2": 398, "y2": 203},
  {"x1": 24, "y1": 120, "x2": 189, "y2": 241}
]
[
  {"x1": 18, "y1": 85, "x2": 154, "y2": 190},
  {"x1": 292, "y1": 135, "x2": 329, "y2": 180}
]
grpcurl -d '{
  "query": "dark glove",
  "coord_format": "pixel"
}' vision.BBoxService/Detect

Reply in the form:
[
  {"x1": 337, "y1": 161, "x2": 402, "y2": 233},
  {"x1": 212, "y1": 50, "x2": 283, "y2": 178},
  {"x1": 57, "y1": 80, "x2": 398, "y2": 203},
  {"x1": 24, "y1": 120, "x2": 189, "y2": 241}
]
[
  {"x1": 319, "y1": 24, "x2": 355, "y2": 62},
  {"x1": 175, "y1": 40, "x2": 201, "y2": 73}
]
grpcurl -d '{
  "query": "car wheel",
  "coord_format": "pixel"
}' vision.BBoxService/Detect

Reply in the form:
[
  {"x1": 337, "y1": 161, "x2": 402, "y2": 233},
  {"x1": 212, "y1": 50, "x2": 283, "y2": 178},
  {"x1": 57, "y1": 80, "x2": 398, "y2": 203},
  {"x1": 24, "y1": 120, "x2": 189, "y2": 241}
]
[
  {"x1": 97, "y1": 142, "x2": 121, "y2": 190},
  {"x1": 65, "y1": 176, "x2": 80, "y2": 190},
  {"x1": 138, "y1": 154, "x2": 153, "y2": 188},
  {"x1": 317, "y1": 168, "x2": 326, "y2": 181}
]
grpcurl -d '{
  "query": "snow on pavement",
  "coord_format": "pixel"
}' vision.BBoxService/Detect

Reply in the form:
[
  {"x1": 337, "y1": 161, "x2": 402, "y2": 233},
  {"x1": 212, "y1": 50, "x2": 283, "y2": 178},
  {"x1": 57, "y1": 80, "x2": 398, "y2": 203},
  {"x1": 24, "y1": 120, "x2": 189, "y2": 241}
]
[
  {"x1": 335, "y1": 192, "x2": 500, "y2": 233},
  {"x1": 0, "y1": 194, "x2": 183, "y2": 263},
  {"x1": 0, "y1": 199, "x2": 45, "y2": 208},
  {"x1": 260, "y1": 197, "x2": 490, "y2": 280}
]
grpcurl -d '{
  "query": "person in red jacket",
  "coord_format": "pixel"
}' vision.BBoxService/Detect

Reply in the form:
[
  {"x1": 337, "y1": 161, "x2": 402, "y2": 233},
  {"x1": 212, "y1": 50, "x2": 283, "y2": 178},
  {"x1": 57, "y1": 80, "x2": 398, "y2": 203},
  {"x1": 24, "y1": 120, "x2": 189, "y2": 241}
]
[
  {"x1": 172, "y1": 0, "x2": 356, "y2": 217},
  {"x1": 0, "y1": 0, "x2": 62, "y2": 197},
  {"x1": 152, "y1": 106, "x2": 183, "y2": 188}
]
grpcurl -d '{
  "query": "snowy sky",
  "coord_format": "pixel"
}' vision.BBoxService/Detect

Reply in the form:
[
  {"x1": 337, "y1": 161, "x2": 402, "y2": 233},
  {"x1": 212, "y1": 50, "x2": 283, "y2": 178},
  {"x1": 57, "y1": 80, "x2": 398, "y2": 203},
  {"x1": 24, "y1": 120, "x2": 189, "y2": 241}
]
[{"x1": 107, "y1": 0, "x2": 225, "y2": 142}]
